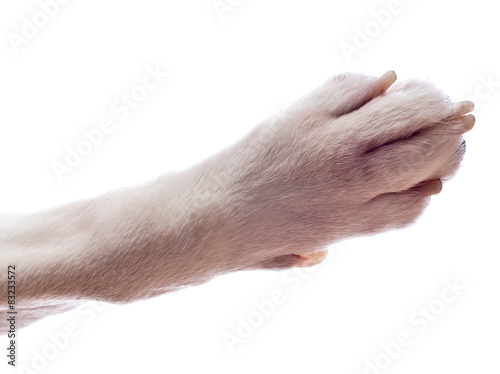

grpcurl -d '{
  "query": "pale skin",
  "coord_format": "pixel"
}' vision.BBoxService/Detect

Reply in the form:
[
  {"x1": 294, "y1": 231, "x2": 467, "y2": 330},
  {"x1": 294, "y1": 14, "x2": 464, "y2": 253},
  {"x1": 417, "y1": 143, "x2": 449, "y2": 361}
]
[{"x1": 0, "y1": 71, "x2": 474, "y2": 334}]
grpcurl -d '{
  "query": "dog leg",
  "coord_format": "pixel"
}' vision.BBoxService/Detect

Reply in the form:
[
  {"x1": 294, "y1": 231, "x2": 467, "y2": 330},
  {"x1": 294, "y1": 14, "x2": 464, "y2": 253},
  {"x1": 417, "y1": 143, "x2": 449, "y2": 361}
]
[{"x1": 0, "y1": 71, "x2": 474, "y2": 333}]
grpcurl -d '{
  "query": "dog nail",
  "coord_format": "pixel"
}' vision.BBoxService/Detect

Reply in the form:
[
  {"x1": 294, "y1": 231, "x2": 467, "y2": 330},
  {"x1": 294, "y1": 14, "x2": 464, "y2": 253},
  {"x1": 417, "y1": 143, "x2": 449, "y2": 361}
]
[
  {"x1": 457, "y1": 100, "x2": 475, "y2": 115},
  {"x1": 460, "y1": 114, "x2": 475, "y2": 132},
  {"x1": 374, "y1": 70, "x2": 397, "y2": 94},
  {"x1": 412, "y1": 179, "x2": 443, "y2": 196},
  {"x1": 293, "y1": 250, "x2": 328, "y2": 267}
]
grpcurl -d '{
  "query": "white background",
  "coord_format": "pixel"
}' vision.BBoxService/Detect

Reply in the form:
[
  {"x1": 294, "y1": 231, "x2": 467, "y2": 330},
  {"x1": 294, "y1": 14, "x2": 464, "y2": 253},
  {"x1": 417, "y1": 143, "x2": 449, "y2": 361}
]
[{"x1": 1, "y1": 0, "x2": 499, "y2": 373}]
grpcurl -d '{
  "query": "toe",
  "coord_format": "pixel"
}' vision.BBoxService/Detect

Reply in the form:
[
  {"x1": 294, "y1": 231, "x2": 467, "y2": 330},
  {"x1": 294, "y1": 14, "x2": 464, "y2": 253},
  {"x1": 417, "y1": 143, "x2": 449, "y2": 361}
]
[{"x1": 300, "y1": 71, "x2": 398, "y2": 118}]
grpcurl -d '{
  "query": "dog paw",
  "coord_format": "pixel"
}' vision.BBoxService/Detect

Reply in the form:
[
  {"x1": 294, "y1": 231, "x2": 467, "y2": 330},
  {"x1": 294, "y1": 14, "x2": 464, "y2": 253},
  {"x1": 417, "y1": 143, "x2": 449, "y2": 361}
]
[{"x1": 217, "y1": 72, "x2": 474, "y2": 269}]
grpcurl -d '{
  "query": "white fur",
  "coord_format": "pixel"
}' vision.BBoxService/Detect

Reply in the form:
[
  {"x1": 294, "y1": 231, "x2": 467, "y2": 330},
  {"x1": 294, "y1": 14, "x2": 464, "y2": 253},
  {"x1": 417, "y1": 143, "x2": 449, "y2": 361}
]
[{"x1": 0, "y1": 72, "x2": 472, "y2": 334}]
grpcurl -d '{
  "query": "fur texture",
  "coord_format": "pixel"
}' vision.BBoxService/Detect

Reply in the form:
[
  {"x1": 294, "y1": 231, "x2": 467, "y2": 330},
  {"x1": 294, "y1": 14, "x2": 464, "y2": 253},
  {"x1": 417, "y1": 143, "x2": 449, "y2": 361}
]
[{"x1": 0, "y1": 72, "x2": 474, "y2": 334}]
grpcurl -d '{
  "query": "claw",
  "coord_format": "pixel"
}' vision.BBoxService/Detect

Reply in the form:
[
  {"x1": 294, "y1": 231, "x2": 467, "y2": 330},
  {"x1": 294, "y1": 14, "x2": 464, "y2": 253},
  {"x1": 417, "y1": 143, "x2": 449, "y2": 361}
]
[
  {"x1": 411, "y1": 179, "x2": 443, "y2": 197},
  {"x1": 372, "y1": 70, "x2": 397, "y2": 96},
  {"x1": 292, "y1": 250, "x2": 328, "y2": 267},
  {"x1": 455, "y1": 100, "x2": 475, "y2": 116},
  {"x1": 453, "y1": 114, "x2": 475, "y2": 133}
]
